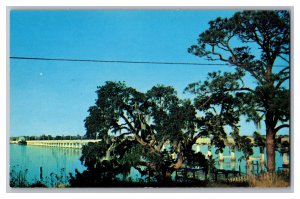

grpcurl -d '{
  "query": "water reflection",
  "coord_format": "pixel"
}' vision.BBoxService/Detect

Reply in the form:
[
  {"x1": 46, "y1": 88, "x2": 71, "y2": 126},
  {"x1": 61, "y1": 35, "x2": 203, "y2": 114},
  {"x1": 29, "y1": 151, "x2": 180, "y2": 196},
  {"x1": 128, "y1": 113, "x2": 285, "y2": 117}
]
[
  {"x1": 193, "y1": 145, "x2": 285, "y2": 174},
  {"x1": 10, "y1": 144, "x2": 288, "y2": 186},
  {"x1": 10, "y1": 144, "x2": 85, "y2": 185}
]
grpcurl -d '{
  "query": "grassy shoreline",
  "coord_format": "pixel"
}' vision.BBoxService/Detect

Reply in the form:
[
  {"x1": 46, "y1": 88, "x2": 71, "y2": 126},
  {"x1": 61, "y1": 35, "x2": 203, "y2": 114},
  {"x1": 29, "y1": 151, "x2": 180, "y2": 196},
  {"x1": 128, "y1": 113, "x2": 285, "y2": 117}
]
[{"x1": 10, "y1": 168, "x2": 289, "y2": 188}]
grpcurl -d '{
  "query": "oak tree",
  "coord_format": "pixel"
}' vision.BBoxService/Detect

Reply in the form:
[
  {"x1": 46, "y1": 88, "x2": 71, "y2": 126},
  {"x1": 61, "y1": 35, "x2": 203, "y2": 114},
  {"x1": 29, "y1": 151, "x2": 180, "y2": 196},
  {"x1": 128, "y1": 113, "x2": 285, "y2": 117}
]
[{"x1": 80, "y1": 81, "x2": 206, "y2": 184}]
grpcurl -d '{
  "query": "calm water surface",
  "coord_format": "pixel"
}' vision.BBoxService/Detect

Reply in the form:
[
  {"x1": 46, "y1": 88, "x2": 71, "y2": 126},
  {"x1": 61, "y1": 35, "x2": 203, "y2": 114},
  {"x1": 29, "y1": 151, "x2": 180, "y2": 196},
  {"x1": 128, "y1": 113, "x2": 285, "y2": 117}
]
[
  {"x1": 10, "y1": 144, "x2": 287, "y2": 185},
  {"x1": 10, "y1": 144, "x2": 86, "y2": 185},
  {"x1": 194, "y1": 145, "x2": 286, "y2": 173}
]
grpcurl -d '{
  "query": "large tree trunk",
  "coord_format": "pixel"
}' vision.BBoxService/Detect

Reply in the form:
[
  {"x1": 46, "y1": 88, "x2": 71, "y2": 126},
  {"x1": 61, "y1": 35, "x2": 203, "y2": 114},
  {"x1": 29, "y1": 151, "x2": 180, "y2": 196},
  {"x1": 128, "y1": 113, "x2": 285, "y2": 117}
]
[{"x1": 266, "y1": 127, "x2": 276, "y2": 173}]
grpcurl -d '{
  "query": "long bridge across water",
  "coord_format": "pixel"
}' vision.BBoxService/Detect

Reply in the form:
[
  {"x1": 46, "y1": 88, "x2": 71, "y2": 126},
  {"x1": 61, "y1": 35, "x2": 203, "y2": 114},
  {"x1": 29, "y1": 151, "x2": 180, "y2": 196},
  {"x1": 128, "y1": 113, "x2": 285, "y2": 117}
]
[
  {"x1": 9, "y1": 139, "x2": 101, "y2": 149},
  {"x1": 9, "y1": 136, "x2": 290, "y2": 170},
  {"x1": 9, "y1": 136, "x2": 289, "y2": 149}
]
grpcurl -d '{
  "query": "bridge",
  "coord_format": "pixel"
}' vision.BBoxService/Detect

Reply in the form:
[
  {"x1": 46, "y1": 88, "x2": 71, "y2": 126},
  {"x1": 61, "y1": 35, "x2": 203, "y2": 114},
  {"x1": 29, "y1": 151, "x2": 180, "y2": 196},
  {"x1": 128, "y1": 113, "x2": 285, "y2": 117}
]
[
  {"x1": 9, "y1": 139, "x2": 101, "y2": 149},
  {"x1": 195, "y1": 136, "x2": 289, "y2": 146},
  {"x1": 9, "y1": 136, "x2": 289, "y2": 150},
  {"x1": 194, "y1": 136, "x2": 289, "y2": 164}
]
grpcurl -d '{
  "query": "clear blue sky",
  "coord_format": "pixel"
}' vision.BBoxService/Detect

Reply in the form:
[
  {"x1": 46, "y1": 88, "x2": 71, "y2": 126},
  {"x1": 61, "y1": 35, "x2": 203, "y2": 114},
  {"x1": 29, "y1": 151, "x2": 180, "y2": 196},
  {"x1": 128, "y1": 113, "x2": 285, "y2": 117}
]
[{"x1": 10, "y1": 10, "x2": 288, "y2": 137}]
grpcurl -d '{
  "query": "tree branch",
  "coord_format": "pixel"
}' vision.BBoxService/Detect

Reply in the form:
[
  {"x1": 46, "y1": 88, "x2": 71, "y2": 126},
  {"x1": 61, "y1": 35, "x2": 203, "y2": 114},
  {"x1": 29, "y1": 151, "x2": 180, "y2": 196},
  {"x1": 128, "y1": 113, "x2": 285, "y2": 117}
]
[
  {"x1": 155, "y1": 138, "x2": 166, "y2": 152},
  {"x1": 120, "y1": 114, "x2": 135, "y2": 132},
  {"x1": 221, "y1": 87, "x2": 255, "y2": 94},
  {"x1": 170, "y1": 143, "x2": 184, "y2": 169},
  {"x1": 274, "y1": 124, "x2": 290, "y2": 133},
  {"x1": 278, "y1": 54, "x2": 290, "y2": 63},
  {"x1": 255, "y1": 109, "x2": 266, "y2": 113},
  {"x1": 216, "y1": 43, "x2": 231, "y2": 52},
  {"x1": 236, "y1": 62, "x2": 265, "y2": 84},
  {"x1": 275, "y1": 76, "x2": 289, "y2": 89},
  {"x1": 253, "y1": 28, "x2": 264, "y2": 47},
  {"x1": 278, "y1": 66, "x2": 290, "y2": 75},
  {"x1": 199, "y1": 95, "x2": 213, "y2": 108},
  {"x1": 222, "y1": 42, "x2": 264, "y2": 84},
  {"x1": 278, "y1": 115, "x2": 289, "y2": 122},
  {"x1": 170, "y1": 152, "x2": 184, "y2": 169},
  {"x1": 211, "y1": 45, "x2": 229, "y2": 62},
  {"x1": 134, "y1": 134, "x2": 148, "y2": 146},
  {"x1": 117, "y1": 131, "x2": 133, "y2": 138},
  {"x1": 234, "y1": 87, "x2": 256, "y2": 93}
]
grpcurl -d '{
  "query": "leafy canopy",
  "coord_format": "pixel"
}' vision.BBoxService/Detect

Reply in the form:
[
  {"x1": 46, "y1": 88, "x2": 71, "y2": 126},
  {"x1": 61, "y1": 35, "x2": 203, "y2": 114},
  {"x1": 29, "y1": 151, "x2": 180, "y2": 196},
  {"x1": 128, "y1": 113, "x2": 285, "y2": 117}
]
[
  {"x1": 81, "y1": 81, "x2": 208, "y2": 182},
  {"x1": 187, "y1": 10, "x2": 290, "y2": 172}
]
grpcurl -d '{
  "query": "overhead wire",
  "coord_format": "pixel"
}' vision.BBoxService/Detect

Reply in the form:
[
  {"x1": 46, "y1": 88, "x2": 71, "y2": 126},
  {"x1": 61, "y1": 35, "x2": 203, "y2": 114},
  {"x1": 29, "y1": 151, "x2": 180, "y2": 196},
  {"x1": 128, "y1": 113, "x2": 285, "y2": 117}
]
[{"x1": 10, "y1": 56, "x2": 287, "y2": 67}]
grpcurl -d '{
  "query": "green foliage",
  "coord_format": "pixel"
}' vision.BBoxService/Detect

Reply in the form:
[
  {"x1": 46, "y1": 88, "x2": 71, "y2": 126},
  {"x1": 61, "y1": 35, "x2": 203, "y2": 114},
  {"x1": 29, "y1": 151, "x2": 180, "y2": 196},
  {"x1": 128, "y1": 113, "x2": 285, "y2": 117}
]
[
  {"x1": 185, "y1": 70, "x2": 244, "y2": 153},
  {"x1": 80, "y1": 142, "x2": 108, "y2": 170},
  {"x1": 231, "y1": 128, "x2": 253, "y2": 160},
  {"x1": 10, "y1": 168, "x2": 29, "y2": 187},
  {"x1": 253, "y1": 131, "x2": 266, "y2": 151},
  {"x1": 79, "y1": 81, "x2": 208, "y2": 184},
  {"x1": 84, "y1": 81, "x2": 146, "y2": 139},
  {"x1": 187, "y1": 11, "x2": 290, "y2": 125},
  {"x1": 276, "y1": 136, "x2": 290, "y2": 153},
  {"x1": 117, "y1": 140, "x2": 146, "y2": 166},
  {"x1": 10, "y1": 166, "x2": 69, "y2": 188},
  {"x1": 186, "y1": 152, "x2": 208, "y2": 170},
  {"x1": 187, "y1": 10, "x2": 290, "y2": 172}
]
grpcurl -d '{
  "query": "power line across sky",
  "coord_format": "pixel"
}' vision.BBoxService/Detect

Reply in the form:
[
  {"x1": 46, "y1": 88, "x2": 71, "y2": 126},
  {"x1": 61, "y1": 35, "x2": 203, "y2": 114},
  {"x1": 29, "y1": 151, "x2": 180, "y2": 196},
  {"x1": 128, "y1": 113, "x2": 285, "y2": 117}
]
[
  {"x1": 9, "y1": 10, "x2": 289, "y2": 137},
  {"x1": 10, "y1": 56, "x2": 287, "y2": 67}
]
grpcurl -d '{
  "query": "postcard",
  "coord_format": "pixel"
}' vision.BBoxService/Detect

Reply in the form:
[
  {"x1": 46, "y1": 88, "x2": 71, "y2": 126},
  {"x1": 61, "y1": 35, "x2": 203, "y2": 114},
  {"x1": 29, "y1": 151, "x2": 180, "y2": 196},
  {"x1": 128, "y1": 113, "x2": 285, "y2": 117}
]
[{"x1": 9, "y1": 9, "x2": 290, "y2": 189}]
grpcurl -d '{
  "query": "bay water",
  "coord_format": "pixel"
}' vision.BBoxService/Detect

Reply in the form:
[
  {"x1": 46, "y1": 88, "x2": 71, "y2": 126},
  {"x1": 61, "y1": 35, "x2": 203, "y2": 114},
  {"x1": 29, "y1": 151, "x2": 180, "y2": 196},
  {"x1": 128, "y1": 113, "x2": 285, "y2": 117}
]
[{"x1": 9, "y1": 144, "x2": 287, "y2": 186}]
